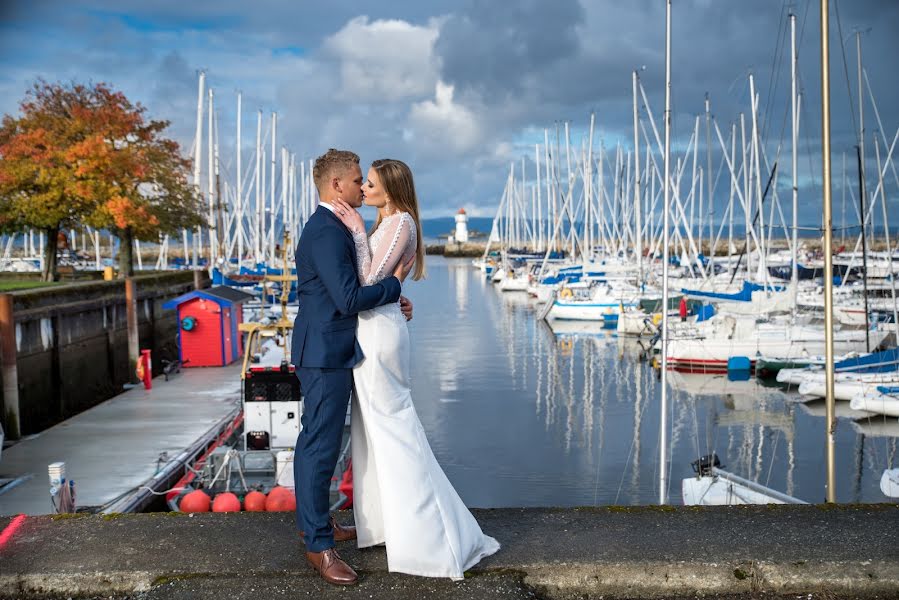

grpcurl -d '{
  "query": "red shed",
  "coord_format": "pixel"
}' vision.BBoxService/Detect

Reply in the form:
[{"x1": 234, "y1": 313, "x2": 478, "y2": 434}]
[{"x1": 163, "y1": 286, "x2": 255, "y2": 367}]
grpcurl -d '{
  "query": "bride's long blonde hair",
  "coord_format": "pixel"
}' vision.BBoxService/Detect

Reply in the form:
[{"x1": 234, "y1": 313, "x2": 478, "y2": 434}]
[{"x1": 369, "y1": 159, "x2": 426, "y2": 281}]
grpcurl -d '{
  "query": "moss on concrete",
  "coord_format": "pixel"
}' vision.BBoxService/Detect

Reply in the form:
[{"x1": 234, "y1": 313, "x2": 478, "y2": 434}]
[{"x1": 49, "y1": 513, "x2": 90, "y2": 521}]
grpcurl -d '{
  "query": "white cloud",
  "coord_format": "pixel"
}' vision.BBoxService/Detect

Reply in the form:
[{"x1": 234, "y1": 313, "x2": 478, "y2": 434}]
[
  {"x1": 324, "y1": 16, "x2": 440, "y2": 103},
  {"x1": 408, "y1": 81, "x2": 480, "y2": 154}
]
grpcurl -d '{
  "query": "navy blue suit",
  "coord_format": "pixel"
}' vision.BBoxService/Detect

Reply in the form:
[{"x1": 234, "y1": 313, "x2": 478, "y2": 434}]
[{"x1": 291, "y1": 205, "x2": 401, "y2": 552}]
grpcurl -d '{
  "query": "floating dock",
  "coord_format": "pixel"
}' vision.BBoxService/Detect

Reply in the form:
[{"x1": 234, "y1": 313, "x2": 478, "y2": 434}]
[{"x1": 0, "y1": 364, "x2": 242, "y2": 516}]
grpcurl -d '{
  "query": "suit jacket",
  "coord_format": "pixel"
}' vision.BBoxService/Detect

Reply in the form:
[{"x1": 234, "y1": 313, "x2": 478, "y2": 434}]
[{"x1": 290, "y1": 205, "x2": 401, "y2": 368}]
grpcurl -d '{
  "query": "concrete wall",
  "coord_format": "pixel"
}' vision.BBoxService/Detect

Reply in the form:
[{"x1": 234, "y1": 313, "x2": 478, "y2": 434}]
[{"x1": 0, "y1": 272, "x2": 204, "y2": 437}]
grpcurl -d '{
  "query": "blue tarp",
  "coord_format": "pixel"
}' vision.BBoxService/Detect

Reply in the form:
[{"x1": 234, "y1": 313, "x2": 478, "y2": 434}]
[
  {"x1": 680, "y1": 280, "x2": 785, "y2": 302},
  {"x1": 696, "y1": 303, "x2": 716, "y2": 322},
  {"x1": 835, "y1": 348, "x2": 899, "y2": 374},
  {"x1": 541, "y1": 274, "x2": 581, "y2": 285}
]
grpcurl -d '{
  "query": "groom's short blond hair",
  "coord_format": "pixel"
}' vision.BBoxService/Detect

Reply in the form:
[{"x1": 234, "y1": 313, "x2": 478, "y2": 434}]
[{"x1": 313, "y1": 149, "x2": 360, "y2": 196}]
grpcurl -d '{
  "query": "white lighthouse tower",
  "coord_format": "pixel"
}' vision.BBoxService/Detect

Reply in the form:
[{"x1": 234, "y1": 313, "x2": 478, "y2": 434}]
[{"x1": 453, "y1": 208, "x2": 469, "y2": 243}]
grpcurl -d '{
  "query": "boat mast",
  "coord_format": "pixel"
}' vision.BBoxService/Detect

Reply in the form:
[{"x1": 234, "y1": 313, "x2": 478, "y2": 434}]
[
  {"x1": 270, "y1": 112, "x2": 277, "y2": 264},
  {"x1": 857, "y1": 32, "x2": 867, "y2": 251},
  {"x1": 659, "y1": 0, "x2": 672, "y2": 506},
  {"x1": 255, "y1": 110, "x2": 262, "y2": 264},
  {"x1": 587, "y1": 112, "x2": 595, "y2": 262},
  {"x1": 790, "y1": 13, "x2": 799, "y2": 298},
  {"x1": 236, "y1": 92, "x2": 243, "y2": 266},
  {"x1": 705, "y1": 94, "x2": 713, "y2": 275},
  {"x1": 564, "y1": 122, "x2": 576, "y2": 259},
  {"x1": 820, "y1": 0, "x2": 837, "y2": 504},
  {"x1": 207, "y1": 88, "x2": 216, "y2": 265},
  {"x1": 634, "y1": 70, "x2": 643, "y2": 285},
  {"x1": 856, "y1": 33, "x2": 871, "y2": 351},
  {"x1": 729, "y1": 122, "x2": 736, "y2": 257},
  {"x1": 857, "y1": 145, "x2": 871, "y2": 352},
  {"x1": 544, "y1": 129, "x2": 552, "y2": 253},
  {"x1": 749, "y1": 74, "x2": 766, "y2": 282},
  {"x1": 192, "y1": 71, "x2": 205, "y2": 269},
  {"x1": 536, "y1": 144, "x2": 543, "y2": 252}
]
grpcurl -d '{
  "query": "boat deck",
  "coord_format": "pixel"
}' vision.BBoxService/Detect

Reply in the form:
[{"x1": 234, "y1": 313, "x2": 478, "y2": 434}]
[{"x1": 0, "y1": 363, "x2": 242, "y2": 516}]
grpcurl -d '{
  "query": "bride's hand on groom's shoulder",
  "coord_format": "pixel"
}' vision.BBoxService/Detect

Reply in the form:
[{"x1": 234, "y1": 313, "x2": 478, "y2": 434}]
[{"x1": 333, "y1": 198, "x2": 364, "y2": 234}]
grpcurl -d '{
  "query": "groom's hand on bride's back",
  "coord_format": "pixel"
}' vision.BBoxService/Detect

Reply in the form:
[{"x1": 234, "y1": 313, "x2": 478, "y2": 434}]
[
  {"x1": 393, "y1": 254, "x2": 415, "y2": 283},
  {"x1": 399, "y1": 295, "x2": 413, "y2": 321}
]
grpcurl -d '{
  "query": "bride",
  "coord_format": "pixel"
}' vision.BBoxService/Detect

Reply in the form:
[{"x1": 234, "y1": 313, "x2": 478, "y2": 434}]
[{"x1": 332, "y1": 158, "x2": 499, "y2": 579}]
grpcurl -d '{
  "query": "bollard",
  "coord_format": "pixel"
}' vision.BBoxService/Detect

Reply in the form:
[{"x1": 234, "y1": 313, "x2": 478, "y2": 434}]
[
  {"x1": 139, "y1": 349, "x2": 152, "y2": 390},
  {"x1": 125, "y1": 278, "x2": 139, "y2": 383},
  {"x1": 0, "y1": 294, "x2": 20, "y2": 439},
  {"x1": 193, "y1": 269, "x2": 203, "y2": 290},
  {"x1": 103, "y1": 266, "x2": 114, "y2": 281}
]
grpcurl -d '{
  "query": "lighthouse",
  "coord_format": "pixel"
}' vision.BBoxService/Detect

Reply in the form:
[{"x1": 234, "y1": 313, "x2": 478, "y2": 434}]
[{"x1": 454, "y1": 208, "x2": 469, "y2": 243}]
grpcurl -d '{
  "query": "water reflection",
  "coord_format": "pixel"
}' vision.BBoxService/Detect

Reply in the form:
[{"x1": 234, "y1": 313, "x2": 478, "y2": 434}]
[{"x1": 407, "y1": 257, "x2": 897, "y2": 506}]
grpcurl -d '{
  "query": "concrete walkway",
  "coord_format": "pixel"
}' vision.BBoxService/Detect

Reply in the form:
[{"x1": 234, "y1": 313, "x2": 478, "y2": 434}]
[{"x1": 1, "y1": 505, "x2": 897, "y2": 599}]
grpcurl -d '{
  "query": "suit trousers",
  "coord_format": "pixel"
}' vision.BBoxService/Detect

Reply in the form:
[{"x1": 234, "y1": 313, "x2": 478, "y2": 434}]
[{"x1": 294, "y1": 366, "x2": 353, "y2": 552}]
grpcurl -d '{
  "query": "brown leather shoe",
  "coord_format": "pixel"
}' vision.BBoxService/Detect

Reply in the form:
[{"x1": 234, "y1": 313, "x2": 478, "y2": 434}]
[
  {"x1": 306, "y1": 548, "x2": 358, "y2": 586},
  {"x1": 329, "y1": 515, "x2": 357, "y2": 542},
  {"x1": 300, "y1": 515, "x2": 357, "y2": 543}
]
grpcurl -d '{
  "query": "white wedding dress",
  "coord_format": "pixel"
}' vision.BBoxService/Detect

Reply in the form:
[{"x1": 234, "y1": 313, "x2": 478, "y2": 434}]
[{"x1": 349, "y1": 211, "x2": 500, "y2": 579}]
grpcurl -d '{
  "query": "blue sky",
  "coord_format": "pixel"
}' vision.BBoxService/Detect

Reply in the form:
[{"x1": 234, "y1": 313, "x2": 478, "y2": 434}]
[{"x1": 1, "y1": 1, "x2": 898, "y2": 226}]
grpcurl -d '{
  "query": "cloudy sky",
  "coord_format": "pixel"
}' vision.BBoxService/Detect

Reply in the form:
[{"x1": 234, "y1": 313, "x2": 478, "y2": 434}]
[{"x1": 1, "y1": 1, "x2": 897, "y2": 225}]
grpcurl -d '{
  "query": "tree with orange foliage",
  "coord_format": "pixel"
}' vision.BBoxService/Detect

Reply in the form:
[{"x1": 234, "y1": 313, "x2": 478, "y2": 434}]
[
  {"x1": 67, "y1": 82, "x2": 203, "y2": 277},
  {"x1": 0, "y1": 81, "x2": 106, "y2": 280},
  {"x1": 0, "y1": 80, "x2": 203, "y2": 280}
]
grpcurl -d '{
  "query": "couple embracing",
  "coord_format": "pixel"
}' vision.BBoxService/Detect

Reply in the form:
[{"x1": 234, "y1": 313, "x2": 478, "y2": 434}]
[{"x1": 290, "y1": 149, "x2": 500, "y2": 585}]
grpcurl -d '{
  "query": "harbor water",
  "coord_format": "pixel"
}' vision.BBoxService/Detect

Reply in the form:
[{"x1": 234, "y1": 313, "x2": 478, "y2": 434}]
[{"x1": 407, "y1": 256, "x2": 897, "y2": 507}]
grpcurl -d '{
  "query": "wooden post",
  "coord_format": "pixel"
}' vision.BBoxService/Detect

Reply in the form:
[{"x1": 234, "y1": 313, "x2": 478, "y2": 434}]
[
  {"x1": 0, "y1": 294, "x2": 20, "y2": 439},
  {"x1": 193, "y1": 269, "x2": 204, "y2": 290},
  {"x1": 125, "y1": 278, "x2": 139, "y2": 384}
]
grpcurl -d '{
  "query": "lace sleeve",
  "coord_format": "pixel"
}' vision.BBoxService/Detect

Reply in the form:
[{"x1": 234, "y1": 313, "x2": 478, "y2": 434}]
[
  {"x1": 351, "y1": 230, "x2": 372, "y2": 285},
  {"x1": 365, "y1": 214, "x2": 414, "y2": 286}
]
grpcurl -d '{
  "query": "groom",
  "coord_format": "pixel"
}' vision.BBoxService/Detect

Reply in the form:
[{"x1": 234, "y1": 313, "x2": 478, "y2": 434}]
[{"x1": 291, "y1": 149, "x2": 413, "y2": 586}]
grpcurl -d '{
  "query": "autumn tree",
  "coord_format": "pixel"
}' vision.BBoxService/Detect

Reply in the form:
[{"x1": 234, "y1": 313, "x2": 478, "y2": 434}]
[
  {"x1": 0, "y1": 80, "x2": 204, "y2": 280},
  {"x1": 72, "y1": 87, "x2": 204, "y2": 276},
  {"x1": 0, "y1": 81, "x2": 108, "y2": 280}
]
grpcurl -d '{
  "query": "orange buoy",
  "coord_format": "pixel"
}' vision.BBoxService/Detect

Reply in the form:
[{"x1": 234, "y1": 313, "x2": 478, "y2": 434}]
[
  {"x1": 267, "y1": 485, "x2": 289, "y2": 498},
  {"x1": 265, "y1": 486, "x2": 296, "y2": 512},
  {"x1": 243, "y1": 490, "x2": 267, "y2": 512},
  {"x1": 179, "y1": 489, "x2": 211, "y2": 513},
  {"x1": 212, "y1": 492, "x2": 241, "y2": 513}
]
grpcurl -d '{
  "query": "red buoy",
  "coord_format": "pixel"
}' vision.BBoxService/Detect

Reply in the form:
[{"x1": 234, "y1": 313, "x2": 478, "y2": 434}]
[
  {"x1": 265, "y1": 486, "x2": 296, "y2": 512},
  {"x1": 243, "y1": 490, "x2": 267, "y2": 512},
  {"x1": 212, "y1": 492, "x2": 241, "y2": 513},
  {"x1": 179, "y1": 489, "x2": 211, "y2": 513}
]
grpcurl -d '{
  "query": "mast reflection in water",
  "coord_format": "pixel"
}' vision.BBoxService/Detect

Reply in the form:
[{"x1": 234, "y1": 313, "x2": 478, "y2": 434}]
[{"x1": 406, "y1": 257, "x2": 896, "y2": 507}]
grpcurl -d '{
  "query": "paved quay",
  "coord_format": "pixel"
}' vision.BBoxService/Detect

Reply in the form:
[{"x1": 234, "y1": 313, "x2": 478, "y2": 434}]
[{"x1": 1, "y1": 505, "x2": 897, "y2": 599}]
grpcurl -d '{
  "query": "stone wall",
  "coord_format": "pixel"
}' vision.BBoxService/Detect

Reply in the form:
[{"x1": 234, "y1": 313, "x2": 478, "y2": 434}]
[{"x1": 0, "y1": 272, "x2": 204, "y2": 437}]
